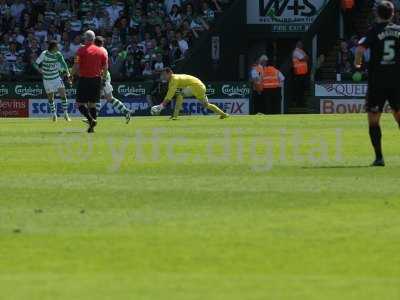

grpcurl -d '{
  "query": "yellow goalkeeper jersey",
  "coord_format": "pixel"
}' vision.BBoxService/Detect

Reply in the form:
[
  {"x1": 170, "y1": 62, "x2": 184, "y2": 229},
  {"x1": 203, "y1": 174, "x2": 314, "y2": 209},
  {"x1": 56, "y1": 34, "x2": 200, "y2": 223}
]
[{"x1": 165, "y1": 74, "x2": 206, "y2": 101}]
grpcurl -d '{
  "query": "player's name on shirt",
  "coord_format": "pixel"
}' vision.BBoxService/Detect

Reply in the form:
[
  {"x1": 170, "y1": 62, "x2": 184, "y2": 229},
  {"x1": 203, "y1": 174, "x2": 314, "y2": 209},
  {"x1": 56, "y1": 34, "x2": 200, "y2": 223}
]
[{"x1": 378, "y1": 28, "x2": 400, "y2": 40}]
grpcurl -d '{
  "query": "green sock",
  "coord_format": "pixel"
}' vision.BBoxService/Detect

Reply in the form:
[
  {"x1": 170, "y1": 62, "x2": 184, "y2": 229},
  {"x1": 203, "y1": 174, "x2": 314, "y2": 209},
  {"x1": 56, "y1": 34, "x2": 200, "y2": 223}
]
[
  {"x1": 110, "y1": 97, "x2": 129, "y2": 114},
  {"x1": 61, "y1": 97, "x2": 68, "y2": 114},
  {"x1": 49, "y1": 100, "x2": 56, "y2": 114}
]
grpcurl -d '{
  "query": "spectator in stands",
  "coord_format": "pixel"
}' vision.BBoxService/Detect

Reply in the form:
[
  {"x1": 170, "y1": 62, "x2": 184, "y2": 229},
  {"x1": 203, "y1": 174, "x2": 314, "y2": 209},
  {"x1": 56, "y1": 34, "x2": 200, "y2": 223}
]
[
  {"x1": 25, "y1": 51, "x2": 38, "y2": 76},
  {"x1": 83, "y1": 11, "x2": 100, "y2": 31},
  {"x1": 116, "y1": 16, "x2": 130, "y2": 45},
  {"x1": 169, "y1": 39, "x2": 182, "y2": 63},
  {"x1": 10, "y1": 0, "x2": 25, "y2": 20},
  {"x1": 182, "y1": 18, "x2": 198, "y2": 39},
  {"x1": 0, "y1": 53, "x2": 9, "y2": 79},
  {"x1": 13, "y1": 28, "x2": 25, "y2": 45},
  {"x1": 58, "y1": 3, "x2": 72, "y2": 23},
  {"x1": 0, "y1": 0, "x2": 10, "y2": 16},
  {"x1": 336, "y1": 40, "x2": 355, "y2": 80},
  {"x1": 24, "y1": 38, "x2": 41, "y2": 63},
  {"x1": 34, "y1": 22, "x2": 47, "y2": 42},
  {"x1": 106, "y1": 0, "x2": 124, "y2": 25},
  {"x1": 182, "y1": 3, "x2": 193, "y2": 22},
  {"x1": 43, "y1": 2, "x2": 57, "y2": 25},
  {"x1": 79, "y1": 0, "x2": 94, "y2": 17},
  {"x1": 61, "y1": 42, "x2": 75, "y2": 63},
  {"x1": 0, "y1": 33, "x2": 8, "y2": 54},
  {"x1": 109, "y1": 47, "x2": 124, "y2": 79},
  {"x1": 202, "y1": 2, "x2": 216, "y2": 23},
  {"x1": 60, "y1": 32, "x2": 70, "y2": 48},
  {"x1": 124, "y1": 52, "x2": 137, "y2": 79},
  {"x1": 190, "y1": 14, "x2": 210, "y2": 32},
  {"x1": 154, "y1": 53, "x2": 165, "y2": 72},
  {"x1": 5, "y1": 42, "x2": 19, "y2": 64},
  {"x1": 176, "y1": 31, "x2": 189, "y2": 55},
  {"x1": 4, "y1": 41, "x2": 26, "y2": 79},
  {"x1": 70, "y1": 35, "x2": 81, "y2": 56},
  {"x1": 99, "y1": 10, "x2": 112, "y2": 32},
  {"x1": 130, "y1": 6, "x2": 143, "y2": 29},
  {"x1": 46, "y1": 24, "x2": 61, "y2": 43},
  {"x1": 13, "y1": 55, "x2": 25, "y2": 77},
  {"x1": 344, "y1": 35, "x2": 370, "y2": 81},
  {"x1": 70, "y1": 13, "x2": 82, "y2": 38},
  {"x1": 142, "y1": 61, "x2": 153, "y2": 77},
  {"x1": 165, "y1": 0, "x2": 182, "y2": 14},
  {"x1": 20, "y1": 12, "x2": 34, "y2": 32},
  {"x1": 169, "y1": 4, "x2": 182, "y2": 26}
]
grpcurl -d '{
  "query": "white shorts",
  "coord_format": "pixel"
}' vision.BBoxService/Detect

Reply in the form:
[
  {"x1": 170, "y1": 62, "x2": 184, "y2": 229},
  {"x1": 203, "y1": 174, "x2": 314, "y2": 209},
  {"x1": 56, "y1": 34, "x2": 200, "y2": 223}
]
[
  {"x1": 43, "y1": 77, "x2": 64, "y2": 94},
  {"x1": 176, "y1": 87, "x2": 193, "y2": 97},
  {"x1": 102, "y1": 81, "x2": 113, "y2": 96}
]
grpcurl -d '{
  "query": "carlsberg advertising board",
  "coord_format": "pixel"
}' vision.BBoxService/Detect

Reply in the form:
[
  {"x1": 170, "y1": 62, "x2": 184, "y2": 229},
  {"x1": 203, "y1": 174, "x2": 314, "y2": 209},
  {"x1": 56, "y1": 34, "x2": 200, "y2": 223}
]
[
  {"x1": 0, "y1": 84, "x2": 10, "y2": 97},
  {"x1": 247, "y1": 0, "x2": 329, "y2": 30},
  {"x1": 1, "y1": 82, "x2": 251, "y2": 117},
  {"x1": 14, "y1": 84, "x2": 44, "y2": 98},
  {"x1": 0, "y1": 82, "x2": 250, "y2": 99},
  {"x1": 116, "y1": 84, "x2": 147, "y2": 98}
]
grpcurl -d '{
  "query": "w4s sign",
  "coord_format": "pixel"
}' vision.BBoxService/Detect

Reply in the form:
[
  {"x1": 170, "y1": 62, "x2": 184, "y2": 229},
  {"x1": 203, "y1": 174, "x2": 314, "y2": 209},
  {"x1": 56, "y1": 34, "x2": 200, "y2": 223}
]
[{"x1": 247, "y1": 0, "x2": 328, "y2": 26}]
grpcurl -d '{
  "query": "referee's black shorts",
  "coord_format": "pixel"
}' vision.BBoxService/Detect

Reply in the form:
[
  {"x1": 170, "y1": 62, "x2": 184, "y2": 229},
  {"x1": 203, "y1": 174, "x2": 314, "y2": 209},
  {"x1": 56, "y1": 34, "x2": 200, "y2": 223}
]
[
  {"x1": 366, "y1": 84, "x2": 400, "y2": 113},
  {"x1": 76, "y1": 77, "x2": 102, "y2": 103}
]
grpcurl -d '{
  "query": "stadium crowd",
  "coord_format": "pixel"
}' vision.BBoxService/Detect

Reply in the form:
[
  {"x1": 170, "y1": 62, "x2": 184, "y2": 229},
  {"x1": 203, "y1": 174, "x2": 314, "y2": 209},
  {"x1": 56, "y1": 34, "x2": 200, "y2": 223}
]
[{"x1": 0, "y1": 0, "x2": 230, "y2": 81}]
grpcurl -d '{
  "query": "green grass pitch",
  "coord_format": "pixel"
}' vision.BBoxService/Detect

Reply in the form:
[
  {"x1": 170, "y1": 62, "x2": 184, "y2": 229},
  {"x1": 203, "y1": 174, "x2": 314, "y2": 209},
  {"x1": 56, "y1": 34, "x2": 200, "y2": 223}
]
[{"x1": 0, "y1": 114, "x2": 399, "y2": 300}]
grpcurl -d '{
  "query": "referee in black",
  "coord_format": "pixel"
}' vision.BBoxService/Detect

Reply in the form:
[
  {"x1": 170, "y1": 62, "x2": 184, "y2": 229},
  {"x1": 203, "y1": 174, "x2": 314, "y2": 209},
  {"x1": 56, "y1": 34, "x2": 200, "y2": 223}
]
[{"x1": 73, "y1": 30, "x2": 108, "y2": 133}]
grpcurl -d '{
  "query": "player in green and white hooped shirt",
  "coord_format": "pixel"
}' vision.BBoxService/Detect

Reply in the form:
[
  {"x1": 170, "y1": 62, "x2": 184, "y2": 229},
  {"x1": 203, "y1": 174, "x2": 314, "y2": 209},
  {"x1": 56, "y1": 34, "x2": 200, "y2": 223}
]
[
  {"x1": 34, "y1": 40, "x2": 72, "y2": 122},
  {"x1": 94, "y1": 36, "x2": 132, "y2": 124}
]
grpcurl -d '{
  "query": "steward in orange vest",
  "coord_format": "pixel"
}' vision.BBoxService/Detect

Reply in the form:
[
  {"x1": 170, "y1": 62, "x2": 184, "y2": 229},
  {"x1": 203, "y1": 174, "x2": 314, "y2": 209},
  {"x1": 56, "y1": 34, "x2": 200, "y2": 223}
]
[
  {"x1": 292, "y1": 41, "x2": 309, "y2": 107},
  {"x1": 252, "y1": 55, "x2": 284, "y2": 114},
  {"x1": 262, "y1": 64, "x2": 284, "y2": 114},
  {"x1": 292, "y1": 47, "x2": 309, "y2": 76},
  {"x1": 262, "y1": 66, "x2": 281, "y2": 89}
]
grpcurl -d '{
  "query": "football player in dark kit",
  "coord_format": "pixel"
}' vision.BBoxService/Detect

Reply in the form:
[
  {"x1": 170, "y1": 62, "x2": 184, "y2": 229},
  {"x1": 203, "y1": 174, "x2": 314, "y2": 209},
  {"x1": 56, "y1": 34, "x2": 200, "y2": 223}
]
[{"x1": 355, "y1": 1, "x2": 400, "y2": 166}]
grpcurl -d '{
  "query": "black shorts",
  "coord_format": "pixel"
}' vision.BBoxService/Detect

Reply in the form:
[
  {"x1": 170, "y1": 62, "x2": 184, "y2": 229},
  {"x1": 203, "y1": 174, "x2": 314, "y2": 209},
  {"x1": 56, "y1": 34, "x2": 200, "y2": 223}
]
[
  {"x1": 76, "y1": 77, "x2": 102, "y2": 103},
  {"x1": 366, "y1": 85, "x2": 400, "y2": 113}
]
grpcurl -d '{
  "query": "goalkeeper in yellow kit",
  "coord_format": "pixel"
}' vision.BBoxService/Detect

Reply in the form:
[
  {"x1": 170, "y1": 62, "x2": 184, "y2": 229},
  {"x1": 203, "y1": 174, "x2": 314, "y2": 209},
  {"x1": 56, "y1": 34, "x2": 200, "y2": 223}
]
[{"x1": 151, "y1": 68, "x2": 229, "y2": 119}]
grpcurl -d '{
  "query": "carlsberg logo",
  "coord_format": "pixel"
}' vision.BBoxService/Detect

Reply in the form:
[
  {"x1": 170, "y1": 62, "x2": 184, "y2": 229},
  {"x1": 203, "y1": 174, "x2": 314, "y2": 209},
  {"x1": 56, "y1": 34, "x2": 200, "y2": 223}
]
[
  {"x1": 206, "y1": 85, "x2": 215, "y2": 96},
  {"x1": 221, "y1": 85, "x2": 250, "y2": 97},
  {"x1": 0, "y1": 85, "x2": 9, "y2": 97},
  {"x1": 15, "y1": 85, "x2": 43, "y2": 97},
  {"x1": 117, "y1": 85, "x2": 146, "y2": 97}
]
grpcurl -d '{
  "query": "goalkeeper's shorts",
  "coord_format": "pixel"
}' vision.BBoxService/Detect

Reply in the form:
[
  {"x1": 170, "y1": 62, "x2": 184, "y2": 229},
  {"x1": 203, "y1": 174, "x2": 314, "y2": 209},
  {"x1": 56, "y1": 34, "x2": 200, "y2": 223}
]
[{"x1": 177, "y1": 85, "x2": 208, "y2": 104}]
